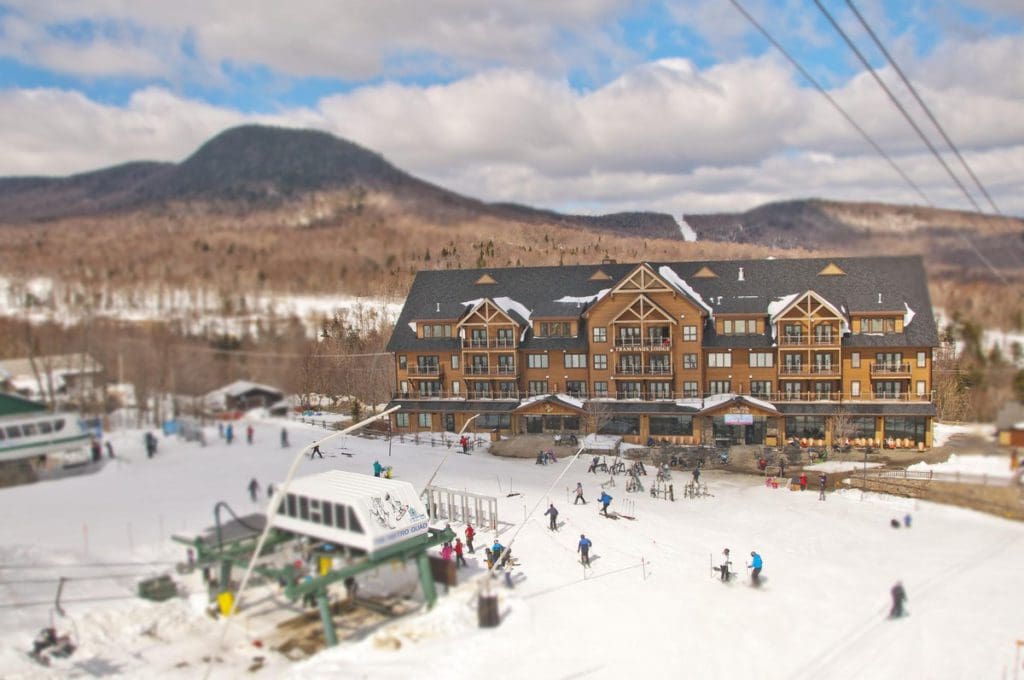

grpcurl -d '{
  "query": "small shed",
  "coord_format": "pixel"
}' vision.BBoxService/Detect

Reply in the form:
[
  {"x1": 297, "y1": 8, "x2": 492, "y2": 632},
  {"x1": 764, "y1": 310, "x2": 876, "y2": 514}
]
[
  {"x1": 274, "y1": 471, "x2": 430, "y2": 556},
  {"x1": 204, "y1": 380, "x2": 284, "y2": 413},
  {"x1": 996, "y1": 401, "x2": 1024, "y2": 448}
]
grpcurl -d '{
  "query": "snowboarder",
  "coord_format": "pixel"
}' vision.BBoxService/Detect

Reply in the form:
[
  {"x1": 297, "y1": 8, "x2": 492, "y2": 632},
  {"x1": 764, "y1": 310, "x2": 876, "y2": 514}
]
[
  {"x1": 248, "y1": 478, "x2": 260, "y2": 502},
  {"x1": 598, "y1": 491, "x2": 612, "y2": 516},
  {"x1": 574, "y1": 482, "x2": 586, "y2": 505},
  {"x1": 280, "y1": 428, "x2": 289, "y2": 448},
  {"x1": 748, "y1": 551, "x2": 763, "y2": 586},
  {"x1": 440, "y1": 542, "x2": 453, "y2": 561},
  {"x1": 310, "y1": 444, "x2": 323, "y2": 459},
  {"x1": 719, "y1": 548, "x2": 732, "y2": 582},
  {"x1": 373, "y1": 460, "x2": 384, "y2": 477},
  {"x1": 465, "y1": 524, "x2": 476, "y2": 553},
  {"x1": 578, "y1": 534, "x2": 592, "y2": 566},
  {"x1": 799, "y1": 472, "x2": 807, "y2": 491},
  {"x1": 454, "y1": 538, "x2": 467, "y2": 567},
  {"x1": 818, "y1": 473, "x2": 827, "y2": 500},
  {"x1": 544, "y1": 503, "x2": 559, "y2": 531},
  {"x1": 246, "y1": 424, "x2": 254, "y2": 445},
  {"x1": 890, "y1": 581, "x2": 907, "y2": 618}
]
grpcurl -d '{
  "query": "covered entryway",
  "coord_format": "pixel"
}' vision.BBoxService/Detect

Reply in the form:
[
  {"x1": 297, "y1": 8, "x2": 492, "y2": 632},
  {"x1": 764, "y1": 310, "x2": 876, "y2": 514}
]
[
  {"x1": 698, "y1": 394, "x2": 780, "y2": 448},
  {"x1": 514, "y1": 395, "x2": 585, "y2": 435}
]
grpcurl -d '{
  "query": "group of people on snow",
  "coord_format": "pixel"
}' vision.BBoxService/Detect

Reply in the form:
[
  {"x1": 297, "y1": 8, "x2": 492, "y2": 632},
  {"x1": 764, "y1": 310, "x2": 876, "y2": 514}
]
[{"x1": 718, "y1": 548, "x2": 764, "y2": 586}]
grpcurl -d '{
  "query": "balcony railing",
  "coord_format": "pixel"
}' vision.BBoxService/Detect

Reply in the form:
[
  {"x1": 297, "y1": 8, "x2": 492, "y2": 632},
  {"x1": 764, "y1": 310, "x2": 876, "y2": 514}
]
[
  {"x1": 614, "y1": 364, "x2": 673, "y2": 376},
  {"x1": 811, "y1": 335, "x2": 839, "y2": 346},
  {"x1": 779, "y1": 365, "x2": 840, "y2": 377},
  {"x1": 406, "y1": 365, "x2": 441, "y2": 376},
  {"x1": 614, "y1": 337, "x2": 673, "y2": 349},
  {"x1": 462, "y1": 338, "x2": 517, "y2": 349},
  {"x1": 779, "y1": 335, "x2": 807, "y2": 346},
  {"x1": 464, "y1": 365, "x2": 518, "y2": 376},
  {"x1": 869, "y1": 362, "x2": 913, "y2": 376},
  {"x1": 390, "y1": 389, "x2": 934, "y2": 404}
]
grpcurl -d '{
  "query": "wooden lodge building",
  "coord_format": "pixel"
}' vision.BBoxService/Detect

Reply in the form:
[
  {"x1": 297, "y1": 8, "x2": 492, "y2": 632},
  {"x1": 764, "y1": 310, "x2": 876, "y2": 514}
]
[{"x1": 385, "y1": 256, "x2": 939, "y2": 449}]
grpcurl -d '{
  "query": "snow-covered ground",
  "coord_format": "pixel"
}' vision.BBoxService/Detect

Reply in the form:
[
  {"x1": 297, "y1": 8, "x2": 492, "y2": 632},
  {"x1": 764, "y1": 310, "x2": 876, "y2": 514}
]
[
  {"x1": 2, "y1": 416, "x2": 1024, "y2": 679},
  {"x1": 932, "y1": 421, "x2": 996, "y2": 447},
  {"x1": 908, "y1": 454, "x2": 1018, "y2": 480}
]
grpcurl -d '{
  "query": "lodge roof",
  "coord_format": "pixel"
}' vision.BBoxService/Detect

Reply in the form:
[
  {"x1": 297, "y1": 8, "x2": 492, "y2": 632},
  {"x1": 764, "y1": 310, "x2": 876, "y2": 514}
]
[{"x1": 387, "y1": 256, "x2": 938, "y2": 352}]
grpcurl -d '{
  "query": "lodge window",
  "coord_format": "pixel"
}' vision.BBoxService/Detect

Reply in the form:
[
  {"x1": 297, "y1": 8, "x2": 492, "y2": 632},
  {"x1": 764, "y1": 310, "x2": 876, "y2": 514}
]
[
  {"x1": 472, "y1": 382, "x2": 491, "y2": 398},
  {"x1": 423, "y1": 324, "x2": 452, "y2": 338},
  {"x1": 396, "y1": 413, "x2": 409, "y2": 428},
  {"x1": 708, "y1": 380, "x2": 731, "y2": 394},
  {"x1": 783, "y1": 324, "x2": 803, "y2": 341},
  {"x1": 593, "y1": 354, "x2": 608, "y2": 370},
  {"x1": 847, "y1": 417, "x2": 875, "y2": 440},
  {"x1": 875, "y1": 352, "x2": 903, "y2": 370},
  {"x1": 814, "y1": 323, "x2": 833, "y2": 342},
  {"x1": 884, "y1": 416, "x2": 927, "y2": 442},
  {"x1": 565, "y1": 354, "x2": 587, "y2": 369},
  {"x1": 452, "y1": 381, "x2": 461, "y2": 395},
  {"x1": 917, "y1": 351, "x2": 927, "y2": 368},
  {"x1": 916, "y1": 380, "x2": 927, "y2": 396},
  {"x1": 528, "y1": 353, "x2": 549, "y2": 368},
  {"x1": 682, "y1": 325, "x2": 697, "y2": 342},
  {"x1": 479, "y1": 414, "x2": 512, "y2": 429},
  {"x1": 850, "y1": 381, "x2": 860, "y2": 397},
  {"x1": 749, "y1": 352, "x2": 773, "y2": 368},
  {"x1": 750, "y1": 381, "x2": 772, "y2": 398},
  {"x1": 418, "y1": 413, "x2": 432, "y2": 428},
  {"x1": 649, "y1": 416, "x2": 693, "y2": 436},
  {"x1": 683, "y1": 353, "x2": 698, "y2": 370},
  {"x1": 299, "y1": 496, "x2": 309, "y2": 520},
  {"x1": 683, "y1": 381, "x2": 699, "y2": 398},
  {"x1": 593, "y1": 327, "x2": 607, "y2": 343},
  {"x1": 851, "y1": 352, "x2": 860, "y2": 368},
  {"x1": 528, "y1": 381, "x2": 548, "y2": 396},
  {"x1": 650, "y1": 382, "x2": 672, "y2": 399},
  {"x1": 539, "y1": 322, "x2": 571, "y2": 337},
  {"x1": 497, "y1": 381, "x2": 517, "y2": 397},
  {"x1": 566, "y1": 381, "x2": 586, "y2": 397},
  {"x1": 874, "y1": 381, "x2": 902, "y2": 398},
  {"x1": 599, "y1": 416, "x2": 640, "y2": 435},
  {"x1": 418, "y1": 356, "x2": 439, "y2": 370},
  {"x1": 813, "y1": 383, "x2": 833, "y2": 399},
  {"x1": 862, "y1": 318, "x2": 895, "y2": 334},
  {"x1": 418, "y1": 381, "x2": 441, "y2": 397},
  {"x1": 723, "y1": 319, "x2": 755, "y2": 335},
  {"x1": 497, "y1": 328, "x2": 515, "y2": 346},
  {"x1": 334, "y1": 504, "x2": 347, "y2": 529},
  {"x1": 398, "y1": 355, "x2": 407, "y2": 369},
  {"x1": 786, "y1": 416, "x2": 825, "y2": 439},
  {"x1": 451, "y1": 355, "x2": 460, "y2": 369},
  {"x1": 593, "y1": 381, "x2": 609, "y2": 397},
  {"x1": 708, "y1": 352, "x2": 731, "y2": 368},
  {"x1": 783, "y1": 354, "x2": 802, "y2": 370},
  {"x1": 618, "y1": 382, "x2": 642, "y2": 399},
  {"x1": 782, "y1": 382, "x2": 801, "y2": 398}
]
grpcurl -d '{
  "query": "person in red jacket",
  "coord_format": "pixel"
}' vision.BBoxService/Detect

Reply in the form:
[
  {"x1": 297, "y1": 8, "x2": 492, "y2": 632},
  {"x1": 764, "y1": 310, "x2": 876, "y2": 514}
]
[
  {"x1": 465, "y1": 524, "x2": 475, "y2": 553},
  {"x1": 454, "y1": 538, "x2": 467, "y2": 567},
  {"x1": 799, "y1": 473, "x2": 808, "y2": 491}
]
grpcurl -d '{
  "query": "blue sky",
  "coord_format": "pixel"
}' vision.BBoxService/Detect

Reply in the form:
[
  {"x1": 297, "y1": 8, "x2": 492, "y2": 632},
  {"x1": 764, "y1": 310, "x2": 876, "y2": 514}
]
[{"x1": 0, "y1": 0, "x2": 1022, "y2": 215}]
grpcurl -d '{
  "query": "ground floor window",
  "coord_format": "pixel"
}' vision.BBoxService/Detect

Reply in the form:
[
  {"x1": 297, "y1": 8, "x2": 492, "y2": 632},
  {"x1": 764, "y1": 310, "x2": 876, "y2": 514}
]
[
  {"x1": 839, "y1": 416, "x2": 876, "y2": 440},
  {"x1": 617, "y1": 382, "x2": 642, "y2": 399},
  {"x1": 523, "y1": 414, "x2": 579, "y2": 433},
  {"x1": 599, "y1": 415, "x2": 640, "y2": 435},
  {"x1": 593, "y1": 381, "x2": 609, "y2": 397},
  {"x1": 395, "y1": 413, "x2": 409, "y2": 428},
  {"x1": 418, "y1": 413, "x2": 432, "y2": 428},
  {"x1": 883, "y1": 416, "x2": 927, "y2": 442},
  {"x1": 750, "y1": 381, "x2": 772, "y2": 398},
  {"x1": 712, "y1": 416, "x2": 766, "y2": 445},
  {"x1": 566, "y1": 381, "x2": 586, "y2": 397},
  {"x1": 528, "y1": 381, "x2": 548, "y2": 396},
  {"x1": 649, "y1": 415, "x2": 693, "y2": 436},
  {"x1": 683, "y1": 381, "x2": 699, "y2": 398},
  {"x1": 786, "y1": 415, "x2": 825, "y2": 439},
  {"x1": 650, "y1": 382, "x2": 672, "y2": 399},
  {"x1": 479, "y1": 414, "x2": 511, "y2": 429}
]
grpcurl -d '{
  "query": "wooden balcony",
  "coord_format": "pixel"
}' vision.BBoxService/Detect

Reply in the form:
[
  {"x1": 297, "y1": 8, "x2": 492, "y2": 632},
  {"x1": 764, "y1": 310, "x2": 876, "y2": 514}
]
[
  {"x1": 462, "y1": 338, "x2": 518, "y2": 349},
  {"x1": 614, "y1": 363, "x2": 673, "y2": 376},
  {"x1": 406, "y1": 365, "x2": 441, "y2": 377},
  {"x1": 464, "y1": 365, "x2": 518, "y2": 376},
  {"x1": 778, "y1": 335, "x2": 807, "y2": 346},
  {"x1": 869, "y1": 362, "x2": 913, "y2": 377},
  {"x1": 614, "y1": 337, "x2": 673, "y2": 350},
  {"x1": 779, "y1": 365, "x2": 840, "y2": 377}
]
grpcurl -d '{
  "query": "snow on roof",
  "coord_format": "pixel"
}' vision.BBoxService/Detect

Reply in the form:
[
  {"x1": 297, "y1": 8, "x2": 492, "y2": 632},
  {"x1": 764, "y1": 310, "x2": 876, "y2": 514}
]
[
  {"x1": 903, "y1": 302, "x2": 916, "y2": 328},
  {"x1": 493, "y1": 296, "x2": 532, "y2": 324},
  {"x1": 206, "y1": 380, "x2": 283, "y2": 402},
  {"x1": 657, "y1": 266, "x2": 713, "y2": 317},
  {"x1": 408, "y1": 321, "x2": 417, "y2": 333},
  {"x1": 766, "y1": 293, "x2": 799, "y2": 322},
  {"x1": 554, "y1": 393, "x2": 585, "y2": 409},
  {"x1": 555, "y1": 289, "x2": 611, "y2": 305},
  {"x1": 582, "y1": 433, "x2": 620, "y2": 451}
]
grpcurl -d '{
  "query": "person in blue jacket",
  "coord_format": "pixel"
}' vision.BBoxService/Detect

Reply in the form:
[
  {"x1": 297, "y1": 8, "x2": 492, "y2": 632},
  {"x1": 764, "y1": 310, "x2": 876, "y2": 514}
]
[
  {"x1": 577, "y1": 534, "x2": 592, "y2": 566},
  {"x1": 748, "y1": 551, "x2": 763, "y2": 586},
  {"x1": 598, "y1": 491, "x2": 612, "y2": 516},
  {"x1": 372, "y1": 460, "x2": 383, "y2": 477}
]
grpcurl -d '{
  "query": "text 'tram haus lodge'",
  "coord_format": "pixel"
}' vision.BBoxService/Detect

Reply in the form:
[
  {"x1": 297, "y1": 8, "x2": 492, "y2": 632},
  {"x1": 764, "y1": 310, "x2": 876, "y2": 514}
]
[{"x1": 385, "y1": 256, "x2": 938, "y2": 449}]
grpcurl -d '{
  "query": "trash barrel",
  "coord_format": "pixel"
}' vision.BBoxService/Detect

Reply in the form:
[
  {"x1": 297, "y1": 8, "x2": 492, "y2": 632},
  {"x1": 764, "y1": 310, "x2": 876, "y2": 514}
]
[{"x1": 478, "y1": 594, "x2": 499, "y2": 628}]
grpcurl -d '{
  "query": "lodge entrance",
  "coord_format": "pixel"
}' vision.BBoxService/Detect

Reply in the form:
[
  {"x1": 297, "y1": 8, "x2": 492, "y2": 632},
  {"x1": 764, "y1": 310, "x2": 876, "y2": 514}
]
[{"x1": 711, "y1": 415, "x2": 766, "y2": 445}]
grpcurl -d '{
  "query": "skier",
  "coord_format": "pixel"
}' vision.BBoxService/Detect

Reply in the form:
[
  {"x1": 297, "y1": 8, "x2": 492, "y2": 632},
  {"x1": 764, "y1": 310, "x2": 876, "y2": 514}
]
[
  {"x1": 225, "y1": 423, "x2": 234, "y2": 445},
  {"x1": 218, "y1": 422, "x2": 224, "y2": 439},
  {"x1": 778, "y1": 457, "x2": 786, "y2": 478},
  {"x1": 280, "y1": 428, "x2": 289, "y2": 448},
  {"x1": 799, "y1": 472, "x2": 807, "y2": 491},
  {"x1": 248, "y1": 478, "x2": 260, "y2": 502},
  {"x1": 598, "y1": 491, "x2": 612, "y2": 516},
  {"x1": 105, "y1": 441, "x2": 115, "y2": 459},
  {"x1": 460, "y1": 435, "x2": 469, "y2": 454},
  {"x1": 454, "y1": 538, "x2": 467, "y2": 567},
  {"x1": 818, "y1": 473, "x2": 827, "y2": 500},
  {"x1": 309, "y1": 444, "x2": 323, "y2": 459},
  {"x1": 719, "y1": 548, "x2": 732, "y2": 582},
  {"x1": 90, "y1": 438, "x2": 102, "y2": 462},
  {"x1": 748, "y1": 551, "x2": 763, "y2": 587},
  {"x1": 440, "y1": 542, "x2": 453, "y2": 561},
  {"x1": 574, "y1": 482, "x2": 586, "y2": 505},
  {"x1": 465, "y1": 524, "x2": 476, "y2": 553},
  {"x1": 903, "y1": 513, "x2": 912, "y2": 528},
  {"x1": 373, "y1": 460, "x2": 384, "y2": 477},
  {"x1": 246, "y1": 424, "x2": 254, "y2": 445},
  {"x1": 588, "y1": 456, "x2": 599, "y2": 474},
  {"x1": 484, "y1": 547, "x2": 494, "y2": 569},
  {"x1": 578, "y1": 534, "x2": 592, "y2": 566},
  {"x1": 544, "y1": 503, "x2": 559, "y2": 531},
  {"x1": 889, "y1": 581, "x2": 907, "y2": 618},
  {"x1": 267, "y1": 483, "x2": 276, "y2": 499},
  {"x1": 692, "y1": 466, "x2": 701, "y2": 483},
  {"x1": 491, "y1": 539, "x2": 506, "y2": 568}
]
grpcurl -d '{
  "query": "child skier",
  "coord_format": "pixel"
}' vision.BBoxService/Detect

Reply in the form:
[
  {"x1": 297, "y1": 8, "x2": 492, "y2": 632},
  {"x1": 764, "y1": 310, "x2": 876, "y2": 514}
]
[
  {"x1": 598, "y1": 491, "x2": 612, "y2": 516},
  {"x1": 719, "y1": 548, "x2": 732, "y2": 582},
  {"x1": 454, "y1": 538, "x2": 467, "y2": 567},
  {"x1": 544, "y1": 503, "x2": 559, "y2": 530},
  {"x1": 574, "y1": 482, "x2": 586, "y2": 505},
  {"x1": 465, "y1": 524, "x2": 476, "y2": 553}
]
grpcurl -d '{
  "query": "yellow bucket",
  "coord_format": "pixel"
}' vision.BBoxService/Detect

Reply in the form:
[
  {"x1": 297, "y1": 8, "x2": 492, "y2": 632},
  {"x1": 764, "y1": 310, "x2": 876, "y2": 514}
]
[{"x1": 217, "y1": 591, "x2": 234, "y2": 616}]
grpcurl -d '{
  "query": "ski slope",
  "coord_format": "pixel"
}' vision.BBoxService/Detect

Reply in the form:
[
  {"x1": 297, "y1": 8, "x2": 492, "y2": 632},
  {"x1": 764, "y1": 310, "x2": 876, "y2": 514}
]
[{"x1": 1, "y1": 418, "x2": 1022, "y2": 679}]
